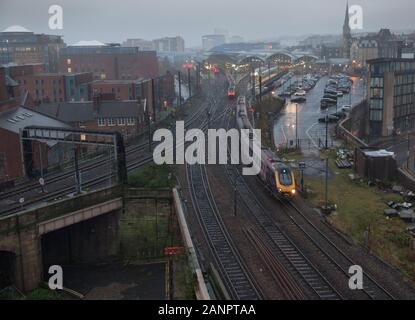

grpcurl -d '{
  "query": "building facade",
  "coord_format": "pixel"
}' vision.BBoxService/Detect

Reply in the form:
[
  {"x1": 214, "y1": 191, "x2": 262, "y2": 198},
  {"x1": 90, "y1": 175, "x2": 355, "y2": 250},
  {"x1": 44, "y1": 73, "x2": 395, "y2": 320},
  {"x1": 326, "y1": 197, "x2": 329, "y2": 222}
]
[
  {"x1": 367, "y1": 58, "x2": 415, "y2": 138},
  {"x1": 202, "y1": 34, "x2": 226, "y2": 51},
  {"x1": 35, "y1": 96, "x2": 145, "y2": 139},
  {"x1": 350, "y1": 39, "x2": 378, "y2": 67},
  {"x1": 122, "y1": 38, "x2": 154, "y2": 50},
  {"x1": 153, "y1": 37, "x2": 185, "y2": 52},
  {"x1": 91, "y1": 71, "x2": 176, "y2": 115},
  {"x1": 11, "y1": 67, "x2": 93, "y2": 104},
  {"x1": 59, "y1": 45, "x2": 159, "y2": 80},
  {"x1": 0, "y1": 26, "x2": 65, "y2": 72}
]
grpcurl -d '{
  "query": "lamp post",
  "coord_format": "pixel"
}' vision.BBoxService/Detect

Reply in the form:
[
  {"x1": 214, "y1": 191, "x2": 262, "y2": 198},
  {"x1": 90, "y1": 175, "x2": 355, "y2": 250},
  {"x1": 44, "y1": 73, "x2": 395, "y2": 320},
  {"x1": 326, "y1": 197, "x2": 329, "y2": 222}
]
[
  {"x1": 178, "y1": 71, "x2": 182, "y2": 108},
  {"x1": 407, "y1": 116, "x2": 410, "y2": 168},
  {"x1": 295, "y1": 103, "x2": 298, "y2": 148},
  {"x1": 324, "y1": 157, "x2": 329, "y2": 212},
  {"x1": 187, "y1": 67, "x2": 191, "y2": 99}
]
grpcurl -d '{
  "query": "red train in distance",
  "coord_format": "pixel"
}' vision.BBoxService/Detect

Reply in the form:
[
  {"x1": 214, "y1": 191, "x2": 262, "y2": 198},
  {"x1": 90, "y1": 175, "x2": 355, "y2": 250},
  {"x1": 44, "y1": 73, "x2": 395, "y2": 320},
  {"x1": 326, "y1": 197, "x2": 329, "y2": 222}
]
[{"x1": 228, "y1": 86, "x2": 236, "y2": 99}]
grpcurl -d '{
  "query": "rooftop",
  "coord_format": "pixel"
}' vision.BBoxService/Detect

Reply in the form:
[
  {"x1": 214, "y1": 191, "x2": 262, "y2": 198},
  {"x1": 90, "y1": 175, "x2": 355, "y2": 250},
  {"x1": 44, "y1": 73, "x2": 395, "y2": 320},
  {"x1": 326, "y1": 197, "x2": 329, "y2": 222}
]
[
  {"x1": 34, "y1": 100, "x2": 143, "y2": 123},
  {"x1": 70, "y1": 40, "x2": 106, "y2": 47},
  {"x1": 2, "y1": 25, "x2": 32, "y2": 33},
  {"x1": 0, "y1": 106, "x2": 69, "y2": 145}
]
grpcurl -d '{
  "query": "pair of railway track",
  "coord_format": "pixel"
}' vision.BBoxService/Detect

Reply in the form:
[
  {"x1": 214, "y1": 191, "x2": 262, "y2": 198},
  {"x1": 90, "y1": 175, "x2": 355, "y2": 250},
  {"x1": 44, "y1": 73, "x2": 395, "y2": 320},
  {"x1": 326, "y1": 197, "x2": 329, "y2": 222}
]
[
  {"x1": 183, "y1": 76, "x2": 265, "y2": 299},
  {"x1": 186, "y1": 163, "x2": 262, "y2": 300},
  {"x1": 223, "y1": 103, "x2": 397, "y2": 299}
]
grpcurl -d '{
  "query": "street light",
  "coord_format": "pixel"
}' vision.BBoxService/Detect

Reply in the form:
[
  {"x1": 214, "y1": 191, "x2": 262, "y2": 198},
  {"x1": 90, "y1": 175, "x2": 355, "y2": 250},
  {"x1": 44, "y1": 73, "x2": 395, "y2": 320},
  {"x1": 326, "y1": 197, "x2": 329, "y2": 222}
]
[{"x1": 295, "y1": 103, "x2": 298, "y2": 148}]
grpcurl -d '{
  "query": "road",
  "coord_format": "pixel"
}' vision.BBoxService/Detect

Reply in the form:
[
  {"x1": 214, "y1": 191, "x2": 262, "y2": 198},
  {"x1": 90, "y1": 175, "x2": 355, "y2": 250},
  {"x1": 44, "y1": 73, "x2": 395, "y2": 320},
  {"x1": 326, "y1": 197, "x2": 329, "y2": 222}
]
[{"x1": 272, "y1": 75, "x2": 365, "y2": 156}]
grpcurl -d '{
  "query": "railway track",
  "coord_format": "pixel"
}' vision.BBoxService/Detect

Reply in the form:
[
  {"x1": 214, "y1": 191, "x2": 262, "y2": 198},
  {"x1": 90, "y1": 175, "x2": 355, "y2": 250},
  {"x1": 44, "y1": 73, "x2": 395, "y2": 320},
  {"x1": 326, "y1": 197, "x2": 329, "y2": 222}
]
[
  {"x1": 277, "y1": 198, "x2": 397, "y2": 300},
  {"x1": 186, "y1": 163, "x2": 262, "y2": 300},
  {"x1": 0, "y1": 87, "x2": 216, "y2": 215},
  {"x1": 243, "y1": 227, "x2": 306, "y2": 300},
  {"x1": 226, "y1": 163, "x2": 342, "y2": 300},
  {"x1": 183, "y1": 75, "x2": 263, "y2": 299},
  {"x1": 226, "y1": 95, "x2": 397, "y2": 299},
  {"x1": 0, "y1": 155, "x2": 154, "y2": 217},
  {"x1": 0, "y1": 142, "x2": 149, "y2": 200},
  {"x1": 223, "y1": 108, "x2": 342, "y2": 299}
]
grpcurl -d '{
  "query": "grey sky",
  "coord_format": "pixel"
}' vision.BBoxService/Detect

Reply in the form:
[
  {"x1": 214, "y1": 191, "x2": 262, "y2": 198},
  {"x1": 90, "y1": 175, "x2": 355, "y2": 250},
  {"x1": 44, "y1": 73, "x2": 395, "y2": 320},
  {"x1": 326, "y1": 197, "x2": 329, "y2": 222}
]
[{"x1": 0, "y1": 0, "x2": 414, "y2": 47}]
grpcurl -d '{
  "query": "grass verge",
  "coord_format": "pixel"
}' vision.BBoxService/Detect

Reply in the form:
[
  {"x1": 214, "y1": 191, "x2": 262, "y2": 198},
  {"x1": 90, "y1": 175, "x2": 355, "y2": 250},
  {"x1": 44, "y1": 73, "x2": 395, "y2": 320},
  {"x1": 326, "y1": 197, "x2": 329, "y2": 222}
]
[{"x1": 303, "y1": 149, "x2": 415, "y2": 282}]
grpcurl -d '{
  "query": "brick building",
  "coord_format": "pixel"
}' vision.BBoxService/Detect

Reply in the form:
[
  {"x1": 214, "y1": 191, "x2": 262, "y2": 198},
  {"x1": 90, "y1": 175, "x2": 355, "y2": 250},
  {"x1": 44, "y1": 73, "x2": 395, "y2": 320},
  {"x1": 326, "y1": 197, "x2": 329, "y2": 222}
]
[
  {"x1": 0, "y1": 26, "x2": 65, "y2": 72},
  {"x1": 2, "y1": 63, "x2": 93, "y2": 103},
  {"x1": 91, "y1": 71, "x2": 176, "y2": 116},
  {"x1": 0, "y1": 107, "x2": 69, "y2": 184},
  {"x1": 35, "y1": 94, "x2": 145, "y2": 139},
  {"x1": 59, "y1": 44, "x2": 159, "y2": 80},
  {"x1": 0, "y1": 66, "x2": 21, "y2": 113}
]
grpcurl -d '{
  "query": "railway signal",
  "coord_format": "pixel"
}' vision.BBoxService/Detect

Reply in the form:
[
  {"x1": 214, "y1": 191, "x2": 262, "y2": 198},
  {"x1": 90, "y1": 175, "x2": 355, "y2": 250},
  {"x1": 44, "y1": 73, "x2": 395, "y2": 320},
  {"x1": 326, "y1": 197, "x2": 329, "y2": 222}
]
[
  {"x1": 39, "y1": 177, "x2": 46, "y2": 193},
  {"x1": 298, "y1": 161, "x2": 306, "y2": 192}
]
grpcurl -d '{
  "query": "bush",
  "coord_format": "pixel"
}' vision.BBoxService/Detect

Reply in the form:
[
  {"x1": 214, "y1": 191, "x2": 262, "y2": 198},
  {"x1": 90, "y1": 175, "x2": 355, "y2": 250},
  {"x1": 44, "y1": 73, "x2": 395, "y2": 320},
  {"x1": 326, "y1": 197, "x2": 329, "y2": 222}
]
[{"x1": 128, "y1": 163, "x2": 174, "y2": 188}]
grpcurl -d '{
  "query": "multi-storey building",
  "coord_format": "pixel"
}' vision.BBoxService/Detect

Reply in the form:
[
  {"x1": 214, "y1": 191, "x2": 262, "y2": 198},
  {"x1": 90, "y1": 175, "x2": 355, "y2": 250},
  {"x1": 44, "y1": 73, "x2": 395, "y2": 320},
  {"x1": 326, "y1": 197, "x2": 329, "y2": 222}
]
[
  {"x1": 59, "y1": 44, "x2": 159, "y2": 80},
  {"x1": 153, "y1": 37, "x2": 185, "y2": 52},
  {"x1": 0, "y1": 26, "x2": 65, "y2": 72},
  {"x1": 367, "y1": 58, "x2": 415, "y2": 138},
  {"x1": 350, "y1": 39, "x2": 378, "y2": 67},
  {"x1": 91, "y1": 71, "x2": 176, "y2": 115},
  {"x1": 202, "y1": 34, "x2": 226, "y2": 51}
]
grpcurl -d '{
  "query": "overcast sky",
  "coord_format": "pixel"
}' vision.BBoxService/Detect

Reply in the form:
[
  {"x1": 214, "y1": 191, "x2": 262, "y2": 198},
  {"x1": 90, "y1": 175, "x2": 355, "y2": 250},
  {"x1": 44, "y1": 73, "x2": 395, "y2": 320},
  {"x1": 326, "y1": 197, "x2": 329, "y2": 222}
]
[{"x1": 0, "y1": 0, "x2": 414, "y2": 47}]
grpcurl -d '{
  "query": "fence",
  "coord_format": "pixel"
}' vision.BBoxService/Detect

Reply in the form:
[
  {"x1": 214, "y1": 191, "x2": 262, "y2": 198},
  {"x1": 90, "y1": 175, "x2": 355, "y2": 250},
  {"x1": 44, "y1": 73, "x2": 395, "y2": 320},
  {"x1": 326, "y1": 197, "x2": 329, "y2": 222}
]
[{"x1": 276, "y1": 137, "x2": 337, "y2": 152}]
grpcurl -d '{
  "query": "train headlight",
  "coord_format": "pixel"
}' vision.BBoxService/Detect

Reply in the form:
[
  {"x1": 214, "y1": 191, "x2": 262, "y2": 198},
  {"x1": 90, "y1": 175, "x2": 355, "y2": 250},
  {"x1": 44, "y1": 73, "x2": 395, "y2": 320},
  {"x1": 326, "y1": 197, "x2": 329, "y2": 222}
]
[
  {"x1": 278, "y1": 188, "x2": 282, "y2": 193},
  {"x1": 291, "y1": 189, "x2": 296, "y2": 194}
]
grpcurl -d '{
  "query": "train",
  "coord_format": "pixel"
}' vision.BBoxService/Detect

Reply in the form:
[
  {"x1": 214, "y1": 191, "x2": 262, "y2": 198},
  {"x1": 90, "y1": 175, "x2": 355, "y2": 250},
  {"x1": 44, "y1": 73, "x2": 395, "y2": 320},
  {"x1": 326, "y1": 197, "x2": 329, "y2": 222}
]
[
  {"x1": 235, "y1": 95, "x2": 297, "y2": 197},
  {"x1": 259, "y1": 149, "x2": 297, "y2": 197},
  {"x1": 228, "y1": 86, "x2": 236, "y2": 99},
  {"x1": 227, "y1": 73, "x2": 237, "y2": 99}
]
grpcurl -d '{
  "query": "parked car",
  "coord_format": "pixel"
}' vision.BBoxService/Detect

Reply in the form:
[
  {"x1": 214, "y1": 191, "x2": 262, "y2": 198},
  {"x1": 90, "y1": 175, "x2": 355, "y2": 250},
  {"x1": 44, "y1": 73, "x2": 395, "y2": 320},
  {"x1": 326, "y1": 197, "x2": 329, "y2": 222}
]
[
  {"x1": 341, "y1": 105, "x2": 352, "y2": 112},
  {"x1": 291, "y1": 96, "x2": 307, "y2": 103},
  {"x1": 318, "y1": 115, "x2": 340, "y2": 123},
  {"x1": 331, "y1": 111, "x2": 347, "y2": 118}
]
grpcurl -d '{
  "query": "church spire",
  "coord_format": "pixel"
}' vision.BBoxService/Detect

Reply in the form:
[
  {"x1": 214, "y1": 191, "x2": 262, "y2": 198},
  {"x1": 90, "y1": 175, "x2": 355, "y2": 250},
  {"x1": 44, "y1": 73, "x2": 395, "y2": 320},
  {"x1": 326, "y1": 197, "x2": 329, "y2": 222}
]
[
  {"x1": 343, "y1": 1, "x2": 351, "y2": 35},
  {"x1": 343, "y1": 1, "x2": 352, "y2": 58}
]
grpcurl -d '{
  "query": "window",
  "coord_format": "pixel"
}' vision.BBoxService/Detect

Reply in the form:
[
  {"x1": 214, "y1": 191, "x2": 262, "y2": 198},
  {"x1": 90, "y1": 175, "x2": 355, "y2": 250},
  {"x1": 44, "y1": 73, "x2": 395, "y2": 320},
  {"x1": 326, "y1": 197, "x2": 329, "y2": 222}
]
[
  {"x1": 127, "y1": 117, "x2": 135, "y2": 126},
  {"x1": 117, "y1": 118, "x2": 126, "y2": 126},
  {"x1": 67, "y1": 67, "x2": 72, "y2": 73},
  {"x1": 370, "y1": 110, "x2": 383, "y2": 121},
  {"x1": 278, "y1": 168, "x2": 292, "y2": 186},
  {"x1": 67, "y1": 58, "x2": 71, "y2": 65},
  {"x1": 370, "y1": 99, "x2": 383, "y2": 110},
  {"x1": 108, "y1": 118, "x2": 116, "y2": 126},
  {"x1": 98, "y1": 118, "x2": 106, "y2": 126}
]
